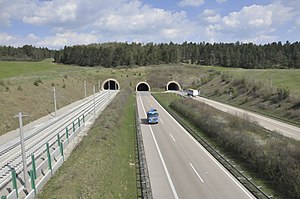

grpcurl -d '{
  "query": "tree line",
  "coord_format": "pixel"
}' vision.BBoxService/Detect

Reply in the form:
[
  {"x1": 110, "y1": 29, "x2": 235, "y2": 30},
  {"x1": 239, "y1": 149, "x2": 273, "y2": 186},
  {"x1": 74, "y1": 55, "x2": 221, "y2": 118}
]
[
  {"x1": 2, "y1": 41, "x2": 300, "y2": 69},
  {"x1": 53, "y1": 41, "x2": 300, "y2": 69},
  {"x1": 0, "y1": 45, "x2": 53, "y2": 61}
]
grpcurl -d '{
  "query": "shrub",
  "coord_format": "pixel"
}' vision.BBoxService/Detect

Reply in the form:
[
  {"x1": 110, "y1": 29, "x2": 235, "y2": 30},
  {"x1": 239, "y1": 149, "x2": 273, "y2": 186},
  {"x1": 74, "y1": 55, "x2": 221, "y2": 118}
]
[
  {"x1": 170, "y1": 98, "x2": 300, "y2": 198},
  {"x1": 17, "y1": 85, "x2": 23, "y2": 91},
  {"x1": 33, "y1": 78, "x2": 42, "y2": 86}
]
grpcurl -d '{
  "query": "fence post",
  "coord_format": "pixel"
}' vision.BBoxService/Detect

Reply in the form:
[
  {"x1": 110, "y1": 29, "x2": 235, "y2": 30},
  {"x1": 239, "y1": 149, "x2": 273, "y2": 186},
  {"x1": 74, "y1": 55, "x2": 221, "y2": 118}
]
[
  {"x1": 57, "y1": 134, "x2": 60, "y2": 147},
  {"x1": 30, "y1": 170, "x2": 36, "y2": 195},
  {"x1": 82, "y1": 114, "x2": 85, "y2": 123},
  {"x1": 78, "y1": 117, "x2": 80, "y2": 127},
  {"x1": 66, "y1": 127, "x2": 69, "y2": 139},
  {"x1": 11, "y1": 168, "x2": 18, "y2": 198},
  {"x1": 60, "y1": 141, "x2": 64, "y2": 161},
  {"x1": 72, "y1": 122, "x2": 75, "y2": 133},
  {"x1": 31, "y1": 154, "x2": 37, "y2": 180},
  {"x1": 46, "y1": 143, "x2": 52, "y2": 174}
]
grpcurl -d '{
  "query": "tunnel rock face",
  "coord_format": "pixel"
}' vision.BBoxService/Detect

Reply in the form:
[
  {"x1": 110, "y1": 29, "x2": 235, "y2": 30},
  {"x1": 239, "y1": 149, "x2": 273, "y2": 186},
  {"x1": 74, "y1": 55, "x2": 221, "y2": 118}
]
[
  {"x1": 166, "y1": 81, "x2": 181, "y2": 91},
  {"x1": 136, "y1": 82, "x2": 151, "y2": 91},
  {"x1": 102, "y1": 78, "x2": 120, "y2": 90}
]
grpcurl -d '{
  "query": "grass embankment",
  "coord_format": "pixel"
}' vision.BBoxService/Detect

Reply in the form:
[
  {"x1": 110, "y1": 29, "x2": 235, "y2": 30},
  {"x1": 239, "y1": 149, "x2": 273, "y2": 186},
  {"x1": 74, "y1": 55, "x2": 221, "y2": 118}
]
[
  {"x1": 38, "y1": 90, "x2": 137, "y2": 199},
  {"x1": 0, "y1": 59, "x2": 147, "y2": 135},
  {"x1": 183, "y1": 66, "x2": 300, "y2": 125},
  {"x1": 154, "y1": 93, "x2": 300, "y2": 199}
]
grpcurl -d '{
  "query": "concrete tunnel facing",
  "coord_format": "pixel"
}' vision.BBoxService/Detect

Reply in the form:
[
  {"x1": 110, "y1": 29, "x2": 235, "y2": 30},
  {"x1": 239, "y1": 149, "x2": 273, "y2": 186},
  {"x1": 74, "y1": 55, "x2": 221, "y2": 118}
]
[
  {"x1": 101, "y1": 78, "x2": 120, "y2": 90},
  {"x1": 136, "y1": 82, "x2": 151, "y2": 91},
  {"x1": 166, "y1": 81, "x2": 181, "y2": 91}
]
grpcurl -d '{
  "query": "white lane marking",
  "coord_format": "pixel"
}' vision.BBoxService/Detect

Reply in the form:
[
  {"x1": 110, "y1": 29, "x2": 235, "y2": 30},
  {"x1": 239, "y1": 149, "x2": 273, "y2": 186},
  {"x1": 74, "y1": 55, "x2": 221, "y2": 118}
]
[
  {"x1": 153, "y1": 95, "x2": 256, "y2": 199},
  {"x1": 190, "y1": 162, "x2": 204, "y2": 183},
  {"x1": 169, "y1": 133, "x2": 176, "y2": 142},
  {"x1": 160, "y1": 119, "x2": 164, "y2": 123},
  {"x1": 139, "y1": 94, "x2": 179, "y2": 199}
]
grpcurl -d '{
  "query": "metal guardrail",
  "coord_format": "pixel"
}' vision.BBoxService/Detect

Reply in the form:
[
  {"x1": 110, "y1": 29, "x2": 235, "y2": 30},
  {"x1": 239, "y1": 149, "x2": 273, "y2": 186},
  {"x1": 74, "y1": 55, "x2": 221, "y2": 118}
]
[
  {"x1": 135, "y1": 103, "x2": 152, "y2": 199},
  {"x1": 153, "y1": 94, "x2": 271, "y2": 199}
]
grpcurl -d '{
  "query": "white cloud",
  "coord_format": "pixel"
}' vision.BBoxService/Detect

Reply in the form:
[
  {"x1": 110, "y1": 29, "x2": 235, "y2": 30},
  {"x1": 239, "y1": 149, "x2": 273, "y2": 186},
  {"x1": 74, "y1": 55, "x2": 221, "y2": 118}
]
[
  {"x1": 202, "y1": 3, "x2": 296, "y2": 43},
  {"x1": 23, "y1": 2, "x2": 78, "y2": 25},
  {"x1": 37, "y1": 32, "x2": 99, "y2": 48},
  {"x1": 0, "y1": 33, "x2": 15, "y2": 43},
  {"x1": 178, "y1": 0, "x2": 205, "y2": 7},
  {"x1": 0, "y1": 33, "x2": 40, "y2": 47},
  {"x1": 200, "y1": 9, "x2": 221, "y2": 24},
  {"x1": 0, "y1": 0, "x2": 299, "y2": 47}
]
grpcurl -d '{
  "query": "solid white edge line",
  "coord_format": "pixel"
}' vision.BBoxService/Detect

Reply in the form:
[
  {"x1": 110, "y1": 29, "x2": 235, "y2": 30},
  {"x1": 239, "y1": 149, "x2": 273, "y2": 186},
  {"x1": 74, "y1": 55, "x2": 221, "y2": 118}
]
[
  {"x1": 152, "y1": 94, "x2": 256, "y2": 199},
  {"x1": 190, "y1": 162, "x2": 204, "y2": 183},
  {"x1": 169, "y1": 133, "x2": 176, "y2": 142},
  {"x1": 160, "y1": 118, "x2": 164, "y2": 123},
  {"x1": 139, "y1": 94, "x2": 179, "y2": 199}
]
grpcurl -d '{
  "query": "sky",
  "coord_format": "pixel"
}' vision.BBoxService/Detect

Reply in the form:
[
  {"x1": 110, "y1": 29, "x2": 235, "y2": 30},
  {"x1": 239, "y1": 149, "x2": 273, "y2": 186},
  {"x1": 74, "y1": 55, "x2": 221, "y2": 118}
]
[{"x1": 0, "y1": 0, "x2": 299, "y2": 49}]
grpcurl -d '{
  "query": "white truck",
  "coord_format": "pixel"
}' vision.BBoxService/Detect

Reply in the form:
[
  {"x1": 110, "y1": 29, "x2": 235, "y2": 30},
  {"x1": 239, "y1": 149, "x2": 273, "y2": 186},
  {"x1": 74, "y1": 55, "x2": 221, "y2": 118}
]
[{"x1": 187, "y1": 89, "x2": 199, "y2": 97}]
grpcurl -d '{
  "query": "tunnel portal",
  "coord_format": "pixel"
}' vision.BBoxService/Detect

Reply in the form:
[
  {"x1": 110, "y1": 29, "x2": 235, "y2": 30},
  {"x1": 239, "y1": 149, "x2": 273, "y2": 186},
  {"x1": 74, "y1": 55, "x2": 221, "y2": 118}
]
[
  {"x1": 102, "y1": 78, "x2": 120, "y2": 90},
  {"x1": 166, "y1": 81, "x2": 181, "y2": 91},
  {"x1": 136, "y1": 82, "x2": 151, "y2": 91}
]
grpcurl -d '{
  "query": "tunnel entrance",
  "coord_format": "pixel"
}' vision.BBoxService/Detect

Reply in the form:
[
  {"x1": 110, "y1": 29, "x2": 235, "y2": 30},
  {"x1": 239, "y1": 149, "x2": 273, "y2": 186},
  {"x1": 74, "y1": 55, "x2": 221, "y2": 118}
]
[
  {"x1": 136, "y1": 82, "x2": 151, "y2": 91},
  {"x1": 166, "y1": 81, "x2": 181, "y2": 91},
  {"x1": 102, "y1": 78, "x2": 120, "y2": 90}
]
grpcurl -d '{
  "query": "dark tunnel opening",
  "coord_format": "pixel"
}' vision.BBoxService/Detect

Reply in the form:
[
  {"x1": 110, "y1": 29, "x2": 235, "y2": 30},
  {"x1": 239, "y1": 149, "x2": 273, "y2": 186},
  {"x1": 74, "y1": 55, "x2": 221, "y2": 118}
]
[
  {"x1": 167, "y1": 83, "x2": 180, "y2": 90},
  {"x1": 103, "y1": 80, "x2": 119, "y2": 90},
  {"x1": 136, "y1": 83, "x2": 150, "y2": 91}
]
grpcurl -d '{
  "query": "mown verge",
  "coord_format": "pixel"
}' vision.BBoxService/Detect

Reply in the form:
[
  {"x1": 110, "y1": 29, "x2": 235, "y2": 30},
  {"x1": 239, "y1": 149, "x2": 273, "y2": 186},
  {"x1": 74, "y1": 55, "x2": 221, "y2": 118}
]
[
  {"x1": 37, "y1": 90, "x2": 137, "y2": 198},
  {"x1": 154, "y1": 93, "x2": 300, "y2": 199}
]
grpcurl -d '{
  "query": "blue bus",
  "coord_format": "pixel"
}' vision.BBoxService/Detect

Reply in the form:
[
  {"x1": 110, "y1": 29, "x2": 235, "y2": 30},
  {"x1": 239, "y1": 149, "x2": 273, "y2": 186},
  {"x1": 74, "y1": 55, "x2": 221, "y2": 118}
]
[{"x1": 147, "y1": 108, "x2": 159, "y2": 124}]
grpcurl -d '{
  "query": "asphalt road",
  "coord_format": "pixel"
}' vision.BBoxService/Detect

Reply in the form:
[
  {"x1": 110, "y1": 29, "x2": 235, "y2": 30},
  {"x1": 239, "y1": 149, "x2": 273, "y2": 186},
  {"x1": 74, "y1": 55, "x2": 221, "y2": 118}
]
[
  {"x1": 136, "y1": 91, "x2": 255, "y2": 199},
  {"x1": 192, "y1": 94, "x2": 300, "y2": 140}
]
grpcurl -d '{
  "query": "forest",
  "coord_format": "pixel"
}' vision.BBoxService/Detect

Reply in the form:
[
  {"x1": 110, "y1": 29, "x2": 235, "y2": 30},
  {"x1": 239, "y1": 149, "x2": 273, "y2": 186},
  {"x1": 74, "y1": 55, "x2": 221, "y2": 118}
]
[
  {"x1": 53, "y1": 41, "x2": 300, "y2": 69},
  {"x1": 0, "y1": 45, "x2": 53, "y2": 61},
  {"x1": 1, "y1": 41, "x2": 300, "y2": 69}
]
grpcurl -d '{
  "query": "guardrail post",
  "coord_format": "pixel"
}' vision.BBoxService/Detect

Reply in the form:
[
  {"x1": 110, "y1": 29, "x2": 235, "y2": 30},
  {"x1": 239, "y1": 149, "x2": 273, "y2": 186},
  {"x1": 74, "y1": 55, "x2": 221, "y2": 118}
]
[
  {"x1": 30, "y1": 170, "x2": 36, "y2": 195},
  {"x1": 31, "y1": 154, "x2": 37, "y2": 180},
  {"x1": 82, "y1": 114, "x2": 85, "y2": 123},
  {"x1": 46, "y1": 143, "x2": 52, "y2": 174},
  {"x1": 66, "y1": 127, "x2": 69, "y2": 139},
  {"x1": 78, "y1": 117, "x2": 81, "y2": 127},
  {"x1": 57, "y1": 134, "x2": 60, "y2": 147},
  {"x1": 11, "y1": 168, "x2": 18, "y2": 198}
]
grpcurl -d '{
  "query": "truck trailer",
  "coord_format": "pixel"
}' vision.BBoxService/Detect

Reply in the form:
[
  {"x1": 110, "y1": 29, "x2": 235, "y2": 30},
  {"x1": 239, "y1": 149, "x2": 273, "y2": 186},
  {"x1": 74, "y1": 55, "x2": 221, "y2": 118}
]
[{"x1": 187, "y1": 89, "x2": 199, "y2": 97}]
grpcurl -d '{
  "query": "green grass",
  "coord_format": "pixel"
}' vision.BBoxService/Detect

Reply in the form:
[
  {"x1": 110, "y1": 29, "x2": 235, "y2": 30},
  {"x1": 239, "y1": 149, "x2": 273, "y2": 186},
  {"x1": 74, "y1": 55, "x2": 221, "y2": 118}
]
[
  {"x1": 0, "y1": 59, "x2": 72, "y2": 79},
  {"x1": 38, "y1": 91, "x2": 137, "y2": 199}
]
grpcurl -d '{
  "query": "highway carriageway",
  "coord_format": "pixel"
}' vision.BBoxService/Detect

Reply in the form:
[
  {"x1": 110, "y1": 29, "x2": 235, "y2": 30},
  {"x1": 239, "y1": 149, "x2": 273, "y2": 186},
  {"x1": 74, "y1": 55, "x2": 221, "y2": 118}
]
[
  {"x1": 0, "y1": 90, "x2": 117, "y2": 198},
  {"x1": 174, "y1": 90, "x2": 300, "y2": 141},
  {"x1": 136, "y1": 91, "x2": 256, "y2": 199}
]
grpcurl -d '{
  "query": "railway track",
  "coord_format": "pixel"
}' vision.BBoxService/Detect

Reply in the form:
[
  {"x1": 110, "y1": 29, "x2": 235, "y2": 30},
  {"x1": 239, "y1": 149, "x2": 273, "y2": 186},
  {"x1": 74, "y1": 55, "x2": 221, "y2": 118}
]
[{"x1": 0, "y1": 90, "x2": 117, "y2": 197}]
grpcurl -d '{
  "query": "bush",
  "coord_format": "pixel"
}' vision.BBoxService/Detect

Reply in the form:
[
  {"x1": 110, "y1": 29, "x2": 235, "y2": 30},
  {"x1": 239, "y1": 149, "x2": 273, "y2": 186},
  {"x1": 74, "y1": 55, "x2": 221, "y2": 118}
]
[
  {"x1": 33, "y1": 78, "x2": 42, "y2": 86},
  {"x1": 170, "y1": 98, "x2": 300, "y2": 198},
  {"x1": 17, "y1": 85, "x2": 23, "y2": 91}
]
